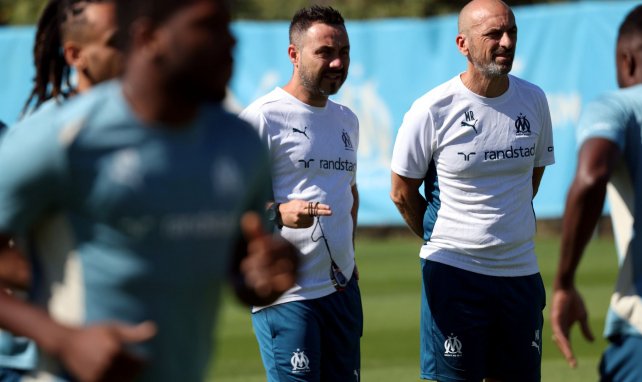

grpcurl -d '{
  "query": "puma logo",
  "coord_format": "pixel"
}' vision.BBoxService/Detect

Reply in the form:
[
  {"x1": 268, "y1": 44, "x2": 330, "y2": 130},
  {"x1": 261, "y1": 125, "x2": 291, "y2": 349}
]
[
  {"x1": 461, "y1": 120, "x2": 478, "y2": 134},
  {"x1": 293, "y1": 126, "x2": 310, "y2": 140},
  {"x1": 531, "y1": 341, "x2": 540, "y2": 354}
]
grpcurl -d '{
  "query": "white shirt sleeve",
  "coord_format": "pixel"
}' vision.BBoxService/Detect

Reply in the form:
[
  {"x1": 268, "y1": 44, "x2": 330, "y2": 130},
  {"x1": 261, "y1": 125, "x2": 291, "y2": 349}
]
[
  {"x1": 533, "y1": 91, "x2": 555, "y2": 167},
  {"x1": 239, "y1": 106, "x2": 271, "y2": 149},
  {"x1": 390, "y1": 102, "x2": 434, "y2": 179}
]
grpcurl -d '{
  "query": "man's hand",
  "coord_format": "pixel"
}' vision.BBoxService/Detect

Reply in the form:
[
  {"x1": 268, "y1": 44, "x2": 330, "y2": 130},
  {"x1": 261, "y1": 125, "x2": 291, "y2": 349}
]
[
  {"x1": 239, "y1": 212, "x2": 298, "y2": 305},
  {"x1": 550, "y1": 287, "x2": 595, "y2": 368},
  {"x1": 56, "y1": 321, "x2": 156, "y2": 382},
  {"x1": 279, "y1": 200, "x2": 331, "y2": 228}
]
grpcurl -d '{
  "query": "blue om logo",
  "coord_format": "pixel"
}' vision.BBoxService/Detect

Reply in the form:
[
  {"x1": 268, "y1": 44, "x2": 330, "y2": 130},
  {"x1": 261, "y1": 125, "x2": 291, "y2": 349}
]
[{"x1": 515, "y1": 113, "x2": 531, "y2": 136}]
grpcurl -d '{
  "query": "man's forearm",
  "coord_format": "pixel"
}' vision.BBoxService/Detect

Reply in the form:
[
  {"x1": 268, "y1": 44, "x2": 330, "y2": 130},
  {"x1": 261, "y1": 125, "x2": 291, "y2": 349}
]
[
  {"x1": 391, "y1": 192, "x2": 426, "y2": 239},
  {"x1": 351, "y1": 185, "x2": 359, "y2": 248},
  {"x1": 555, "y1": 180, "x2": 607, "y2": 290},
  {"x1": 0, "y1": 291, "x2": 70, "y2": 356}
]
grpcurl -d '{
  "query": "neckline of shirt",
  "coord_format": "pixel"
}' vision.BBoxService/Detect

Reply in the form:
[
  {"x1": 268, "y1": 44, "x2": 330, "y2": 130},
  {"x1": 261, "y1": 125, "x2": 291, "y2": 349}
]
[
  {"x1": 275, "y1": 87, "x2": 329, "y2": 113},
  {"x1": 455, "y1": 73, "x2": 515, "y2": 106}
]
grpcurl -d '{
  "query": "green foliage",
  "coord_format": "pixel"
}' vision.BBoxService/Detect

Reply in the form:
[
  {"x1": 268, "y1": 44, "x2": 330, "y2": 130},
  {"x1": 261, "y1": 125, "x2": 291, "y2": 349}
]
[
  {"x1": 0, "y1": 0, "x2": 47, "y2": 25},
  {"x1": 234, "y1": 0, "x2": 569, "y2": 20},
  {"x1": 210, "y1": 234, "x2": 618, "y2": 381},
  {"x1": 0, "y1": 0, "x2": 572, "y2": 25}
]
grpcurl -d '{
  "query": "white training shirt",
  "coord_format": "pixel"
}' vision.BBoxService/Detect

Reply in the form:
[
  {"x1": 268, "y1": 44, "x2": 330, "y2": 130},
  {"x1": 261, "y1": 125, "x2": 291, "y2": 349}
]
[
  {"x1": 240, "y1": 87, "x2": 359, "y2": 308},
  {"x1": 391, "y1": 74, "x2": 555, "y2": 277}
]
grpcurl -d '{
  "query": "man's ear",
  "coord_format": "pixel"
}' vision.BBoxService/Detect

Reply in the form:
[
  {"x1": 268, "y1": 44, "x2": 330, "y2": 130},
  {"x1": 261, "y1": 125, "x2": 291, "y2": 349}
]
[
  {"x1": 63, "y1": 41, "x2": 84, "y2": 69},
  {"x1": 288, "y1": 44, "x2": 298, "y2": 66},
  {"x1": 617, "y1": 49, "x2": 636, "y2": 88},
  {"x1": 456, "y1": 33, "x2": 468, "y2": 57},
  {"x1": 129, "y1": 18, "x2": 161, "y2": 60},
  {"x1": 631, "y1": 51, "x2": 642, "y2": 85}
]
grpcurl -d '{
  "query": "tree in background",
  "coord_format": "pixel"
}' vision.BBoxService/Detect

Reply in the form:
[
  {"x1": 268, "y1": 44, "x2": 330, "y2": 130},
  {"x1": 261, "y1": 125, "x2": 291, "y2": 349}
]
[
  {"x1": 1, "y1": 0, "x2": 569, "y2": 24},
  {"x1": 233, "y1": 0, "x2": 569, "y2": 19}
]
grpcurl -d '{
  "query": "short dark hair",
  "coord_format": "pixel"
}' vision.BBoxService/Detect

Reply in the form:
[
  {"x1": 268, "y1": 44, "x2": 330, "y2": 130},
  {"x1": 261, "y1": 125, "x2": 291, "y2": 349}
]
[
  {"x1": 618, "y1": 4, "x2": 642, "y2": 41},
  {"x1": 289, "y1": 5, "x2": 345, "y2": 46},
  {"x1": 114, "y1": 0, "x2": 203, "y2": 51}
]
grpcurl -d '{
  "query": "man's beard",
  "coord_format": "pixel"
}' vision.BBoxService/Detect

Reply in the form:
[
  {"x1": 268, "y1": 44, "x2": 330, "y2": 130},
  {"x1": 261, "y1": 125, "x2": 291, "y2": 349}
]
[
  {"x1": 471, "y1": 47, "x2": 514, "y2": 77},
  {"x1": 299, "y1": 66, "x2": 345, "y2": 97},
  {"x1": 474, "y1": 60, "x2": 512, "y2": 77}
]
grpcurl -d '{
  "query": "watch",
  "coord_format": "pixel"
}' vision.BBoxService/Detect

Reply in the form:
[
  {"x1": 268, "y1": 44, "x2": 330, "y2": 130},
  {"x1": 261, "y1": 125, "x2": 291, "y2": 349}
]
[{"x1": 267, "y1": 203, "x2": 283, "y2": 229}]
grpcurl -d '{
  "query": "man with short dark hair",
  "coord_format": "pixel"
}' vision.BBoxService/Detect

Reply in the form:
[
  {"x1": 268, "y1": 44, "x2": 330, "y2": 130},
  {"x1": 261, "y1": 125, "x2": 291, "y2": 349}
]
[
  {"x1": 240, "y1": 5, "x2": 361, "y2": 382},
  {"x1": 0, "y1": 1, "x2": 297, "y2": 381},
  {"x1": 391, "y1": 0, "x2": 555, "y2": 380},
  {"x1": 551, "y1": 5, "x2": 642, "y2": 381}
]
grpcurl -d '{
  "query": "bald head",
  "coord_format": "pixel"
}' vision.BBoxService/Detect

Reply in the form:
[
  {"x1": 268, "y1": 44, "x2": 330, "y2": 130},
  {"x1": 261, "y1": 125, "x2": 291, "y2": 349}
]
[{"x1": 458, "y1": 0, "x2": 513, "y2": 35}]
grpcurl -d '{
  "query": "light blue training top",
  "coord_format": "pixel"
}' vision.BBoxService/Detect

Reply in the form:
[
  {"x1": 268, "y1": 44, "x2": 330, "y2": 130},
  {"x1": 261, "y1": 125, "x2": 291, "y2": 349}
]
[
  {"x1": 576, "y1": 83, "x2": 642, "y2": 339},
  {"x1": 0, "y1": 100, "x2": 62, "y2": 372},
  {"x1": 0, "y1": 80, "x2": 270, "y2": 381}
]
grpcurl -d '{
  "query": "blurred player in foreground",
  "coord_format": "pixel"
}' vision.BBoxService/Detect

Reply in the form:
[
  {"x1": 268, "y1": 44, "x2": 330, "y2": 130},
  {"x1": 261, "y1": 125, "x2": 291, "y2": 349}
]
[
  {"x1": 551, "y1": 5, "x2": 642, "y2": 381},
  {"x1": 0, "y1": 1, "x2": 122, "y2": 380},
  {"x1": 0, "y1": 0, "x2": 297, "y2": 381}
]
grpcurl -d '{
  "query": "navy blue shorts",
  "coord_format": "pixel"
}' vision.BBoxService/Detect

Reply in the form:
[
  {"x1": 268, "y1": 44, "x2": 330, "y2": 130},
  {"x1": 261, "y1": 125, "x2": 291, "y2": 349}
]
[
  {"x1": 0, "y1": 368, "x2": 25, "y2": 382},
  {"x1": 600, "y1": 335, "x2": 642, "y2": 382},
  {"x1": 420, "y1": 259, "x2": 545, "y2": 382},
  {"x1": 252, "y1": 276, "x2": 363, "y2": 382}
]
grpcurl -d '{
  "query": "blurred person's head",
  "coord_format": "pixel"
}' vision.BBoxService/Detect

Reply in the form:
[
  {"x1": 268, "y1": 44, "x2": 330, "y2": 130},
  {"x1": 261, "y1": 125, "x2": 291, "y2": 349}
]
[
  {"x1": 23, "y1": 0, "x2": 122, "y2": 113},
  {"x1": 616, "y1": 5, "x2": 642, "y2": 88},
  {"x1": 116, "y1": 0, "x2": 235, "y2": 103},
  {"x1": 457, "y1": 0, "x2": 517, "y2": 79},
  {"x1": 286, "y1": 5, "x2": 349, "y2": 106}
]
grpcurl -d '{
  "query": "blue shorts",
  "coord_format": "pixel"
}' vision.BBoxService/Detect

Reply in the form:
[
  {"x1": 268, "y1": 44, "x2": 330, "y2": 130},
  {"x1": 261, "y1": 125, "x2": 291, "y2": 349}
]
[
  {"x1": 252, "y1": 276, "x2": 362, "y2": 382},
  {"x1": 599, "y1": 335, "x2": 642, "y2": 382},
  {"x1": 0, "y1": 369, "x2": 23, "y2": 382},
  {"x1": 420, "y1": 259, "x2": 545, "y2": 382}
]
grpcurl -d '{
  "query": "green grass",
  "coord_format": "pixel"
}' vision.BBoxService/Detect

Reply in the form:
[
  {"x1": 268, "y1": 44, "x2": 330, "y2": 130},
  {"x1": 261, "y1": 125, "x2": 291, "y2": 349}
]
[{"x1": 208, "y1": 234, "x2": 618, "y2": 381}]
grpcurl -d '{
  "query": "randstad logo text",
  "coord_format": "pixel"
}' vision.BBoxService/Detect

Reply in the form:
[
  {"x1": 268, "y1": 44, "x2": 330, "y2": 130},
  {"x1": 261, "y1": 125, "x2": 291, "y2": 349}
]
[
  {"x1": 484, "y1": 145, "x2": 536, "y2": 161},
  {"x1": 298, "y1": 157, "x2": 356, "y2": 172}
]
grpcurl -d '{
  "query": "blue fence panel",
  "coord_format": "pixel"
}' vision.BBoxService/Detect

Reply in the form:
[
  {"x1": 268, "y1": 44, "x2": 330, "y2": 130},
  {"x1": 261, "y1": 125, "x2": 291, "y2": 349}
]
[{"x1": 0, "y1": 1, "x2": 638, "y2": 225}]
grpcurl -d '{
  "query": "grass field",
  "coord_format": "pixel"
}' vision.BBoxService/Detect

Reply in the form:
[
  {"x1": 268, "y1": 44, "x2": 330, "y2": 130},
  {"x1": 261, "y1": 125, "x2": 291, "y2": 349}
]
[{"x1": 207, "y1": 233, "x2": 618, "y2": 381}]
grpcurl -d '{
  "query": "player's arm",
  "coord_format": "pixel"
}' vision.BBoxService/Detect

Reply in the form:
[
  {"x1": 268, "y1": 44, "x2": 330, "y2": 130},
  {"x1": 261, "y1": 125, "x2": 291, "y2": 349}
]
[
  {"x1": 0, "y1": 234, "x2": 156, "y2": 382},
  {"x1": 0, "y1": 236, "x2": 30, "y2": 290},
  {"x1": 551, "y1": 137, "x2": 621, "y2": 368},
  {"x1": 390, "y1": 172, "x2": 426, "y2": 239},
  {"x1": 351, "y1": 184, "x2": 359, "y2": 249},
  {"x1": 532, "y1": 166, "x2": 545, "y2": 198},
  {"x1": 230, "y1": 212, "x2": 299, "y2": 307}
]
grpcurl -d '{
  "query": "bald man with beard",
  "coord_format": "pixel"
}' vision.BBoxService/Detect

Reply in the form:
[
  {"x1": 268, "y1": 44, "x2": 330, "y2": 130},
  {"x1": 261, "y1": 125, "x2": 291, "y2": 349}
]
[{"x1": 390, "y1": 0, "x2": 555, "y2": 380}]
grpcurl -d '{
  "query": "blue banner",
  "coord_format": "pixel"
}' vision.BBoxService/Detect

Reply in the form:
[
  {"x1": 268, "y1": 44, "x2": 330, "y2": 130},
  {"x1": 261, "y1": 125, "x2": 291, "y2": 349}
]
[{"x1": 0, "y1": 1, "x2": 638, "y2": 225}]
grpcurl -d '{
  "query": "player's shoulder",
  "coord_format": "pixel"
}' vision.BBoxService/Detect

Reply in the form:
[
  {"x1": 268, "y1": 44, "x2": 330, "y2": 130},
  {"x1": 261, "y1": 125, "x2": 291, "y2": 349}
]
[
  {"x1": 604, "y1": 84, "x2": 642, "y2": 107},
  {"x1": 327, "y1": 98, "x2": 359, "y2": 126},
  {"x1": 205, "y1": 103, "x2": 258, "y2": 136},
  {"x1": 407, "y1": 75, "x2": 461, "y2": 113},
  {"x1": 584, "y1": 84, "x2": 642, "y2": 122},
  {"x1": 509, "y1": 75, "x2": 547, "y2": 99},
  {"x1": 240, "y1": 87, "x2": 290, "y2": 118},
  {"x1": 203, "y1": 103, "x2": 266, "y2": 150},
  {"x1": 3, "y1": 86, "x2": 112, "y2": 149}
]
